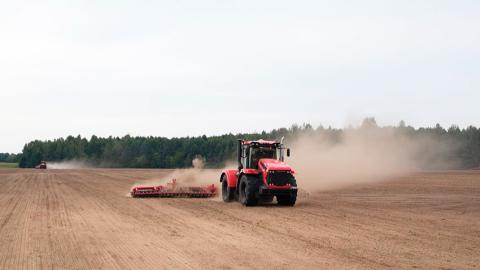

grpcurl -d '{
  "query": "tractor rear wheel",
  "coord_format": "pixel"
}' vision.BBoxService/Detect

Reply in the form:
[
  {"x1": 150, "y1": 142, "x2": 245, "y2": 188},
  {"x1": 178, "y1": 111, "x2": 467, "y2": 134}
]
[
  {"x1": 221, "y1": 175, "x2": 235, "y2": 202},
  {"x1": 238, "y1": 174, "x2": 259, "y2": 206}
]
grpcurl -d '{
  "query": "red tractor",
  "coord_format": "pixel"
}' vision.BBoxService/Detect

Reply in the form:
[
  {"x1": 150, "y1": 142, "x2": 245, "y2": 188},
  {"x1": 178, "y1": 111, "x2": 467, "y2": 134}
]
[
  {"x1": 35, "y1": 161, "x2": 47, "y2": 169},
  {"x1": 220, "y1": 139, "x2": 297, "y2": 206}
]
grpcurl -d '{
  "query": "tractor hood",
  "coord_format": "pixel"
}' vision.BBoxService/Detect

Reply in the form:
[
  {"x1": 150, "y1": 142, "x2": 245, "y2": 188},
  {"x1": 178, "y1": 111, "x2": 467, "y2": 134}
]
[{"x1": 259, "y1": 159, "x2": 292, "y2": 172}]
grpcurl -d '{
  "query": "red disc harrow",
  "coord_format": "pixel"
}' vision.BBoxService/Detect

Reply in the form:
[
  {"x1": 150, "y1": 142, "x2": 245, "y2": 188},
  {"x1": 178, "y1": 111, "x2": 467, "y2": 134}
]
[{"x1": 131, "y1": 179, "x2": 217, "y2": 198}]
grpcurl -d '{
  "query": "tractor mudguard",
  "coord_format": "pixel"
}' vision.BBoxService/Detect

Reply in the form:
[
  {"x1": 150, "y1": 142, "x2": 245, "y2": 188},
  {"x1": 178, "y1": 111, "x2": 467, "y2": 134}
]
[{"x1": 220, "y1": 169, "x2": 238, "y2": 188}]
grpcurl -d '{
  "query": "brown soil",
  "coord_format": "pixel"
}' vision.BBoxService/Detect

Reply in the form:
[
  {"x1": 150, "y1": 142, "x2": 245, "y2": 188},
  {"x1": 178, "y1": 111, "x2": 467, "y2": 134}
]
[{"x1": 0, "y1": 169, "x2": 478, "y2": 269}]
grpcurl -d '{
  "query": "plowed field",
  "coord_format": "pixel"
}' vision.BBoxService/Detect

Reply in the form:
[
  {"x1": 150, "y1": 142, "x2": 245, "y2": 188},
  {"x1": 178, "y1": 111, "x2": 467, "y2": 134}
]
[{"x1": 0, "y1": 169, "x2": 478, "y2": 269}]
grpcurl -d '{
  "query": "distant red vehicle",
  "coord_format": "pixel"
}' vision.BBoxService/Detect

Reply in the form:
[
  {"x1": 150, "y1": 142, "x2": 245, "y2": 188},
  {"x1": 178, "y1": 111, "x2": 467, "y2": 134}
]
[
  {"x1": 35, "y1": 161, "x2": 47, "y2": 169},
  {"x1": 220, "y1": 139, "x2": 298, "y2": 206}
]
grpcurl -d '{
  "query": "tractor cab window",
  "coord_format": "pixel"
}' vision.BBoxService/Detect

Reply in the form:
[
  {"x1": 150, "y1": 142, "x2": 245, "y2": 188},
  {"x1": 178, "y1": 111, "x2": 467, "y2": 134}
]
[{"x1": 249, "y1": 147, "x2": 277, "y2": 168}]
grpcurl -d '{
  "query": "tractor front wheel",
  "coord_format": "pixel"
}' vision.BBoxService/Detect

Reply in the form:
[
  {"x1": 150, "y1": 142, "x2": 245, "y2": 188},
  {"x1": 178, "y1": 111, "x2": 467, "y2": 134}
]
[
  {"x1": 238, "y1": 174, "x2": 259, "y2": 206},
  {"x1": 260, "y1": 195, "x2": 274, "y2": 203},
  {"x1": 221, "y1": 175, "x2": 235, "y2": 202},
  {"x1": 276, "y1": 193, "x2": 297, "y2": 206}
]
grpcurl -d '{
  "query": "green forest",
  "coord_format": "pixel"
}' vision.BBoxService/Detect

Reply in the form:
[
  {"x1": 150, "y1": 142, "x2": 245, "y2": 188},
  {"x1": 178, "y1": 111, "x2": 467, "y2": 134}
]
[
  {"x1": 0, "y1": 153, "x2": 21, "y2": 163},
  {"x1": 10, "y1": 120, "x2": 480, "y2": 169}
]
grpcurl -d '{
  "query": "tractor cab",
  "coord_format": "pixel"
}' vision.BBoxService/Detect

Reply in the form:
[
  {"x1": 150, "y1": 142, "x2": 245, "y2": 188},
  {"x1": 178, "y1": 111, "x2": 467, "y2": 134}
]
[{"x1": 238, "y1": 139, "x2": 290, "y2": 170}]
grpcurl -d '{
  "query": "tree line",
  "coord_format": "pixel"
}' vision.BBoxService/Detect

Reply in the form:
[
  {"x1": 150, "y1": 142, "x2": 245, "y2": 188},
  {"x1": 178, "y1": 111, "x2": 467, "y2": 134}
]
[
  {"x1": 17, "y1": 129, "x2": 291, "y2": 168},
  {"x1": 0, "y1": 153, "x2": 21, "y2": 163},
  {"x1": 16, "y1": 120, "x2": 480, "y2": 169}
]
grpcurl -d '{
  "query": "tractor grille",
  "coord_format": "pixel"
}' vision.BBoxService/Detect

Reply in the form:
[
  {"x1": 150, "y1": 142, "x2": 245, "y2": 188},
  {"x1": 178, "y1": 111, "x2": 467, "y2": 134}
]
[{"x1": 267, "y1": 171, "x2": 294, "y2": 186}]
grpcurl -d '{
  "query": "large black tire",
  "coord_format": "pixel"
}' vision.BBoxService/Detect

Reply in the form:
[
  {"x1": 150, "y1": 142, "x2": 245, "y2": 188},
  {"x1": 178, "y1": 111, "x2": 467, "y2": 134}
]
[
  {"x1": 221, "y1": 175, "x2": 235, "y2": 202},
  {"x1": 276, "y1": 194, "x2": 297, "y2": 206},
  {"x1": 259, "y1": 195, "x2": 274, "y2": 203},
  {"x1": 277, "y1": 176, "x2": 297, "y2": 206},
  {"x1": 238, "y1": 174, "x2": 259, "y2": 206}
]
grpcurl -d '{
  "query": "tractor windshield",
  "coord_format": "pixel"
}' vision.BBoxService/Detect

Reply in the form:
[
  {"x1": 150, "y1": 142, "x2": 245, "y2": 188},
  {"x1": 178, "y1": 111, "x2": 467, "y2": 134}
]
[{"x1": 250, "y1": 147, "x2": 277, "y2": 168}]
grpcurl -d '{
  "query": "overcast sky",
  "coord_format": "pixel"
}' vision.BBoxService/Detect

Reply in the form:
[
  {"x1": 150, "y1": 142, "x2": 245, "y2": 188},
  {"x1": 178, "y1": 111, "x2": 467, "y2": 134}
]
[{"x1": 1, "y1": 1, "x2": 479, "y2": 153}]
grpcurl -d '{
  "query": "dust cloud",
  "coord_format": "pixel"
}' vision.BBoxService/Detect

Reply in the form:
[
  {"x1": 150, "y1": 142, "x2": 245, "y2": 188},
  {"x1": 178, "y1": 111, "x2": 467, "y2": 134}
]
[
  {"x1": 164, "y1": 156, "x2": 219, "y2": 186},
  {"x1": 132, "y1": 126, "x2": 457, "y2": 193},
  {"x1": 135, "y1": 156, "x2": 223, "y2": 188},
  {"x1": 286, "y1": 126, "x2": 457, "y2": 191},
  {"x1": 47, "y1": 160, "x2": 90, "y2": 169}
]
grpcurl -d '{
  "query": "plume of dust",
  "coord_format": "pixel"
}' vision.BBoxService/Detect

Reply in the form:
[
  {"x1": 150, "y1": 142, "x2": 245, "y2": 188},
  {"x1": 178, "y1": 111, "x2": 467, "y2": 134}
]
[
  {"x1": 287, "y1": 127, "x2": 457, "y2": 192},
  {"x1": 165, "y1": 156, "x2": 219, "y2": 186},
  {"x1": 47, "y1": 160, "x2": 90, "y2": 169}
]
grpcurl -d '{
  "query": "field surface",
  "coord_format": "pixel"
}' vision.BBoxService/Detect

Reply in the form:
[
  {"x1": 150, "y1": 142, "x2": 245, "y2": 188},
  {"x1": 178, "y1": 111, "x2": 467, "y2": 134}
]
[{"x1": 0, "y1": 169, "x2": 479, "y2": 269}]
